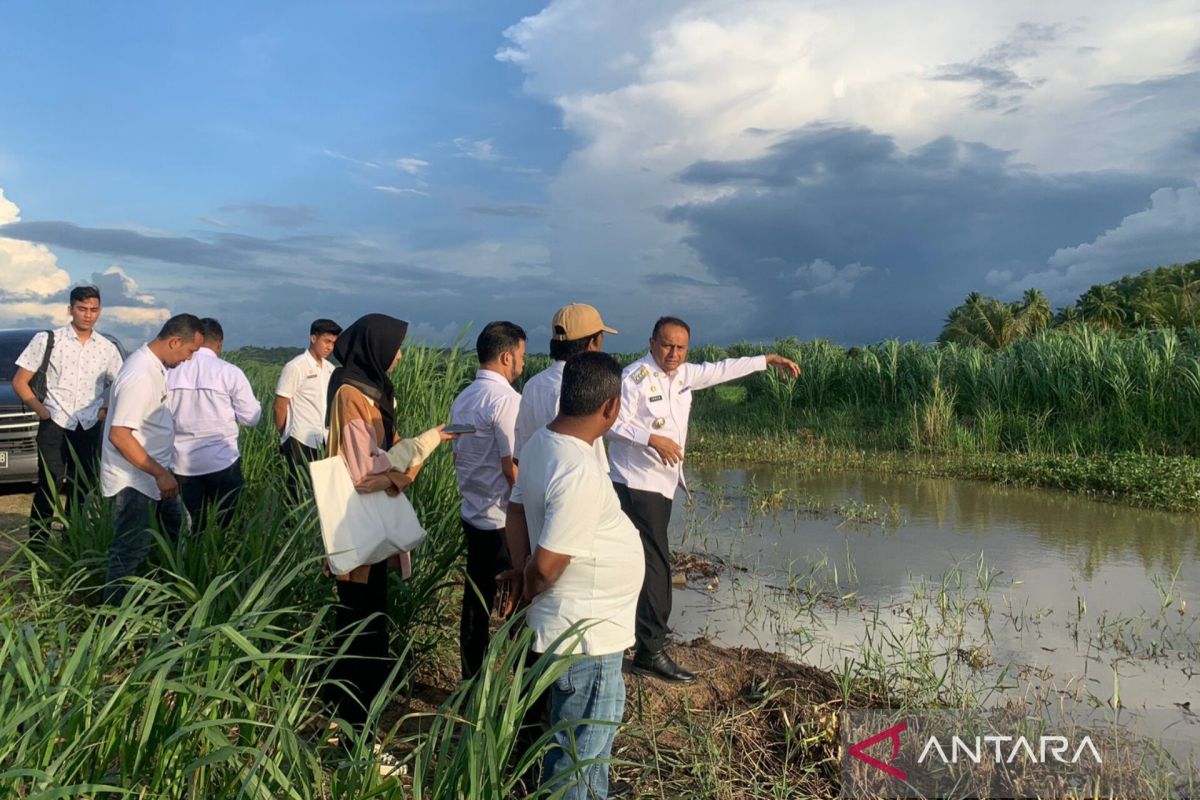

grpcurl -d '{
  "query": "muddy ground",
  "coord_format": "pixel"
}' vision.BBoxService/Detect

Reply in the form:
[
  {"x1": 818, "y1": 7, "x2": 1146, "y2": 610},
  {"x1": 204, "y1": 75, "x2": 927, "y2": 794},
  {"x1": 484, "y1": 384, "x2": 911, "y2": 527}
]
[
  {"x1": 0, "y1": 486, "x2": 31, "y2": 560},
  {"x1": 1, "y1": 487, "x2": 853, "y2": 797}
]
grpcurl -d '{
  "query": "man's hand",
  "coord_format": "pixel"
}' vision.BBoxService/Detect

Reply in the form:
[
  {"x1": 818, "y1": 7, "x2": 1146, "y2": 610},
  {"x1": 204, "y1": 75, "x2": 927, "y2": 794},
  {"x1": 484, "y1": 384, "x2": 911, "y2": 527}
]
[
  {"x1": 648, "y1": 433, "x2": 683, "y2": 466},
  {"x1": 156, "y1": 471, "x2": 180, "y2": 500},
  {"x1": 765, "y1": 354, "x2": 801, "y2": 378},
  {"x1": 97, "y1": 407, "x2": 108, "y2": 423},
  {"x1": 494, "y1": 567, "x2": 524, "y2": 618}
]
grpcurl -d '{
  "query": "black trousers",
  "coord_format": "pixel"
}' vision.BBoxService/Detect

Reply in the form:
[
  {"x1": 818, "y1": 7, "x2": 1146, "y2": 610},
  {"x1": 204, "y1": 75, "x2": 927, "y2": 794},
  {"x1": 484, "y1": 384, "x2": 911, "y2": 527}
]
[
  {"x1": 177, "y1": 459, "x2": 244, "y2": 530},
  {"x1": 328, "y1": 560, "x2": 391, "y2": 730},
  {"x1": 460, "y1": 520, "x2": 511, "y2": 681},
  {"x1": 280, "y1": 437, "x2": 320, "y2": 466},
  {"x1": 29, "y1": 418, "x2": 103, "y2": 543},
  {"x1": 613, "y1": 482, "x2": 675, "y2": 655}
]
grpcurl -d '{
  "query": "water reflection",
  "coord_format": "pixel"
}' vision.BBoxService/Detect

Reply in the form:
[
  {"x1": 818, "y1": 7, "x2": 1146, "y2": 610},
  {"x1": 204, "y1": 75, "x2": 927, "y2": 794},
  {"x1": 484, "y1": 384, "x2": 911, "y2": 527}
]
[{"x1": 670, "y1": 466, "x2": 1200, "y2": 714}]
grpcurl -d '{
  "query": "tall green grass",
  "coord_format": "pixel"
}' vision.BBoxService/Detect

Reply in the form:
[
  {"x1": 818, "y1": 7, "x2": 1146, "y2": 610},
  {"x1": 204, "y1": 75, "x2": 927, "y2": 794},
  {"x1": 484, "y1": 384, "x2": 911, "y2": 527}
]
[
  {"x1": 0, "y1": 342, "x2": 576, "y2": 798},
  {"x1": 692, "y1": 327, "x2": 1200, "y2": 455}
]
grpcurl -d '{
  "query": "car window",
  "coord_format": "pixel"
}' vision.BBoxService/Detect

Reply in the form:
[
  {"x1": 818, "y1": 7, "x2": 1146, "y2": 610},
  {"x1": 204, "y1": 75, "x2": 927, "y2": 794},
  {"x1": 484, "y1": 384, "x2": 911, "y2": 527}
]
[{"x1": 0, "y1": 338, "x2": 28, "y2": 382}]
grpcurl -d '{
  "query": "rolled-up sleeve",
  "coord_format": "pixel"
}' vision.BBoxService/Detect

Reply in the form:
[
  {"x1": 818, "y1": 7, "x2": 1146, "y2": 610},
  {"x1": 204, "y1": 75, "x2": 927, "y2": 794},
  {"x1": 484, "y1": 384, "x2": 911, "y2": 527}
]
[
  {"x1": 606, "y1": 376, "x2": 651, "y2": 446},
  {"x1": 494, "y1": 394, "x2": 520, "y2": 459},
  {"x1": 340, "y1": 419, "x2": 393, "y2": 487},
  {"x1": 230, "y1": 368, "x2": 263, "y2": 426}
]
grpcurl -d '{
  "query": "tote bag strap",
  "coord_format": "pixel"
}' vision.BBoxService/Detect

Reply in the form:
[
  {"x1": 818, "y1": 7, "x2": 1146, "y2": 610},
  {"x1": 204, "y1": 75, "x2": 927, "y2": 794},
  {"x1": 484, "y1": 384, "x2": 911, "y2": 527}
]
[{"x1": 326, "y1": 384, "x2": 352, "y2": 457}]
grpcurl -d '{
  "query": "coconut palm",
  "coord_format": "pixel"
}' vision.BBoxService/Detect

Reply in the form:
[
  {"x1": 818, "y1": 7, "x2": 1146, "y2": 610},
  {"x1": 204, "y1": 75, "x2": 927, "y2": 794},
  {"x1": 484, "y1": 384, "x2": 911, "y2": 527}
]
[
  {"x1": 1078, "y1": 285, "x2": 1126, "y2": 331},
  {"x1": 1021, "y1": 288, "x2": 1052, "y2": 333}
]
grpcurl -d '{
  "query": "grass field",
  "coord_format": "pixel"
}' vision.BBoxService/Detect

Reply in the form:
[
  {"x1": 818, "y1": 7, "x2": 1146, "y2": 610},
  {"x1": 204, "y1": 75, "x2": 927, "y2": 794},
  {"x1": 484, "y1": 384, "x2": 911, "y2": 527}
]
[
  {"x1": 4, "y1": 331, "x2": 1196, "y2": 797},
  {"x1": 0, "y1": 343, "x2": 855, "y2": 798}
]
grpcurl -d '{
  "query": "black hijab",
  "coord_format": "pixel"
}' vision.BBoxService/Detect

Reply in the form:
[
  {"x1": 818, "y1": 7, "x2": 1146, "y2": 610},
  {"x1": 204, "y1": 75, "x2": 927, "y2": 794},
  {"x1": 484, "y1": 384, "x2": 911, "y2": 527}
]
[{"x1": 327, "y1": 314, "x2": 409, "y2": 444}]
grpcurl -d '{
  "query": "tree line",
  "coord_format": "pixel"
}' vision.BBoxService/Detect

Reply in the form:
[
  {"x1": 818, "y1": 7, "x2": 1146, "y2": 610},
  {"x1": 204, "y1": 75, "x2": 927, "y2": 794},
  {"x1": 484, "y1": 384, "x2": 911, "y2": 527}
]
[{"x1": 938, "y1": 259, "x2": 1200, "y2": 351}]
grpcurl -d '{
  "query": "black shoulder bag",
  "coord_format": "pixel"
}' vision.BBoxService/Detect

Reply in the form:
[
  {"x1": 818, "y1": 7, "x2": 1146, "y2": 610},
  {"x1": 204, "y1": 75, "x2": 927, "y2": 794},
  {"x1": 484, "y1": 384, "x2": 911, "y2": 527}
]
[{"x1": 28, "y1": 330, "x2": 55, "y2": 404}]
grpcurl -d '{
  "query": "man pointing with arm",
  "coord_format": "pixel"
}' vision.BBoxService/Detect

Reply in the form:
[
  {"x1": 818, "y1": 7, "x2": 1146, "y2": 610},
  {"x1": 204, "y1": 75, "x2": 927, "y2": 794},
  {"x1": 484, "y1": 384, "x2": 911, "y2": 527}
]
[{"x1": 607, "y1": 316, "x2": 799, "y2": 682}]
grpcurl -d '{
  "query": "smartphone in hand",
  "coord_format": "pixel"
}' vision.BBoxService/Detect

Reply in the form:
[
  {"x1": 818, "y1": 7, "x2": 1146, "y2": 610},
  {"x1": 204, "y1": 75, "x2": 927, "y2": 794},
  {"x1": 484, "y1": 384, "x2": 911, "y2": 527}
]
[{"x1": 444, "y1": 423, "x2": 477, "y2": 435}]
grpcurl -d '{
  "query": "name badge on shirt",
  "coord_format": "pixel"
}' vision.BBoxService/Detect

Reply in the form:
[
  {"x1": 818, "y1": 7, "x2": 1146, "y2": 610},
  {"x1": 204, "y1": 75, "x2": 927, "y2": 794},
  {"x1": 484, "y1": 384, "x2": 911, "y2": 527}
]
[
  {"x1": 679, "y1": 387, "x2": 691, "y2": 395},
  {"x1": 649, "y1": 395, "x2": 663, "y2": 402}
]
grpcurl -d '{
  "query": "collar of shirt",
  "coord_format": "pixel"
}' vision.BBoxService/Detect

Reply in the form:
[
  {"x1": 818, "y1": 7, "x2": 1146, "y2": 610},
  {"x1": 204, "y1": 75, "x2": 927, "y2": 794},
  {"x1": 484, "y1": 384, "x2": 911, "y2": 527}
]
[
  {"x1": 63, "y1": 324, "x2": 114, "y2": 349},
  {"x1": 138, "y1": 344, "x2": 168, "y2": 378},
  {"x1": 474, "y1": 368, "x2": 514, "y2": 388},
  {"x1": 304, "y1": 349, "x2": 332, "y2": 373},
  {"x1": 638, "y1": 351, "x2": 676, "y2": 378}
]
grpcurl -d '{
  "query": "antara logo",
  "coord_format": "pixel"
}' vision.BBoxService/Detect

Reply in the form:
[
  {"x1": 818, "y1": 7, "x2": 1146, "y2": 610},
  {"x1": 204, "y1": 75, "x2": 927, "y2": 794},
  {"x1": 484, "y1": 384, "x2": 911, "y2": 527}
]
[
  {"x1": 918, "y1": 735, "x2": 1103, "y2": 765},
  {"x1": 848, "y1": 718, "x2": 1104, "y2": 781},
  {"x1": 848, "y1": 721, "x2": 907, "y2": 780}
]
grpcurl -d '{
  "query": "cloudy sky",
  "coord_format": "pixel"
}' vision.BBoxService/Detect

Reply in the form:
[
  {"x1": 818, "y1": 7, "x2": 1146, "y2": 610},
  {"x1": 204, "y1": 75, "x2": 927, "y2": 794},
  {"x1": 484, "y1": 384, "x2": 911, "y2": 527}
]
[{"x1": 2, "y1": 1, "x2": 1198, "y2": 348}]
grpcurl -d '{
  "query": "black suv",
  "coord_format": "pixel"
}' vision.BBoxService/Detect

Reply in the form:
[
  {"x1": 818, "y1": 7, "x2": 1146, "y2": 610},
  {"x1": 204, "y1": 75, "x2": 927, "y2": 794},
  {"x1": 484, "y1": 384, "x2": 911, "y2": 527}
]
[{"x1": 0, "y1": 328, "x2": 128, "y2": 485}]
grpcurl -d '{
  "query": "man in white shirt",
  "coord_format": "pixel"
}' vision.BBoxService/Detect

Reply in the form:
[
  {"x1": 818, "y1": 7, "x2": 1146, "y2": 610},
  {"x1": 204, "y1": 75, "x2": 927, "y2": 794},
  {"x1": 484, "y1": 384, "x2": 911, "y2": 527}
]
[
  {"x1": 274, "y1": 318, "x2": 340, "y2": 467},
  {"x1": 449, "y1": 320, "x2": 525, "y2": 679},
  {"x1": 513, "y1": 303, "x2": 616, "y2": 469},
  {"x1": 12, "y1": 285, "x2": 123, "y2": 546},
  {"x1": 167, "y1": 318, "x2": 262, "y2": 529},
  {"x1": 607, "y1": 316, "x2": 800, "y2": 682},
  {"x1": 102, "y1": 314, "x2": 204, "y2": 605},
  {"x1": 502, "y1": 352, "x2": 642, "y2": 800}
]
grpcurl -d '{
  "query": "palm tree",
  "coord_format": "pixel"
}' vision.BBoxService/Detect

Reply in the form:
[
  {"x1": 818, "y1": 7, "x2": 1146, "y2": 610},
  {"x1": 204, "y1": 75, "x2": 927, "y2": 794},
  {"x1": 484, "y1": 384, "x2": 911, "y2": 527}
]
[
  {"x1": 1078, "y1": 285, "x2": 1126, "y2": 331},
  {"x1": 939, "y1": 293, "x2": 1034, "y2": 351},
  {"x1": 1053, "y1": 305, "x2": 1082, "y2": 326},
  {"x1": 1020, "y1": 288, "x2": 1052, "y2": 333}
]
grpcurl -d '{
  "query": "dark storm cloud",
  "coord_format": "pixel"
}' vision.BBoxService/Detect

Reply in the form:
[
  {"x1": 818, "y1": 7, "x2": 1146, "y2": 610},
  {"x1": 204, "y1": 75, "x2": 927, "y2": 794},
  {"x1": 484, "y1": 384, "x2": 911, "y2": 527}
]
[
  {"x1": 932, "y1": 22, "x2": 1059, "y2": 111},
  {"x1": 466, "y1": 203, "x2": 546, "y2": 218},
  {"x1": 219, "y1": 203, "x2": 319, "y2": 228},
  {"x1": 0, "y1": 220, "x2": 287, "y2": 275},
  {"x1": 668, "y1": 124, "x2": 1182, "y2": 344},
  {"x1": 642, "y1": 272, "x2": 722, "y2": 288},
  {"x1": 0, "y1": 221, "x2": 447, "y2": 284}
]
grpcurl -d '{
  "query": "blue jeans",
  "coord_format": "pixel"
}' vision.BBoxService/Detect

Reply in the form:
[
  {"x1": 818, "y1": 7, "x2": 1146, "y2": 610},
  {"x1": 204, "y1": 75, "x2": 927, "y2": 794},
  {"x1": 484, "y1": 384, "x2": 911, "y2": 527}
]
[
  {"x1": 103, "y1": 487, "x2": 189, "y2": 605},
  {"x1": 541, "y1": 651, "x2": 626, "y2": 800}
]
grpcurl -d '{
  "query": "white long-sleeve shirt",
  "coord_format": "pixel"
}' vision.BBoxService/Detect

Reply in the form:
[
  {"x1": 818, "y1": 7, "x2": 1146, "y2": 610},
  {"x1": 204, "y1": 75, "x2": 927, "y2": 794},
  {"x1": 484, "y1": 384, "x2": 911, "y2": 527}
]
[
  {"x1": 513, "y1": 360, "x2": 608, "y2": 468},
  {"x1": 607, "y1": 352, "x2": 767, "y2": 500},
  {"x1": 167, "y1": 348, "x2": 262, "y2": 476},
  {"x1": 450, "y1": 369, "x2": 521, "y2": 530}
]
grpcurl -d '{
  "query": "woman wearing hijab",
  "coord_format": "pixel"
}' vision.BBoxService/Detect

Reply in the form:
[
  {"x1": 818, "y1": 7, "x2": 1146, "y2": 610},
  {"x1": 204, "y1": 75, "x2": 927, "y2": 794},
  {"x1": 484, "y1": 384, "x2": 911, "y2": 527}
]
[{"x1": 322, "y1": 313, "x2": 452, "y2": 763}]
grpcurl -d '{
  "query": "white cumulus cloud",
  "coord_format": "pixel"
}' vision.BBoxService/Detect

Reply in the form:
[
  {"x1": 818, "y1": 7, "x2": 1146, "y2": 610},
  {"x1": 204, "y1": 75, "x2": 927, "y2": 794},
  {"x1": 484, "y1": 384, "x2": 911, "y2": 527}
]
[
  {"x1": 1004, "y1": 184, "x2": 1200, "y2": 300},
  {"x1": 0, "y1": 188, "x2": 170, "y2": 334}
]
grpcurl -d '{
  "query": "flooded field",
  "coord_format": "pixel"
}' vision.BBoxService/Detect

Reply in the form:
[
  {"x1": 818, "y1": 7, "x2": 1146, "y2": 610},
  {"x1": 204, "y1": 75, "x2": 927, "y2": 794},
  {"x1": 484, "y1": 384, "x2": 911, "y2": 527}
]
[{"x1": 669, "y1": 466, "x2": 1200, "y2": 745}]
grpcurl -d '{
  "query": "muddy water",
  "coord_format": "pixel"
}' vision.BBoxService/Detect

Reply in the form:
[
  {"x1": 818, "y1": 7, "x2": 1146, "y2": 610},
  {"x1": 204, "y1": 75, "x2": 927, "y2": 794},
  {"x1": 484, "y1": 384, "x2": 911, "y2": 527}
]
[{"x1": 669, "y1": 466, "x2": 1200, "y2": 726}]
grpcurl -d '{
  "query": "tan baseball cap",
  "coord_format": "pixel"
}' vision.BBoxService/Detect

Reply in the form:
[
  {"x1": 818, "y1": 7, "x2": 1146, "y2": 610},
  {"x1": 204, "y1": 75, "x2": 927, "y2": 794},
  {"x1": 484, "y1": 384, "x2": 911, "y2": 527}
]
[{"x1": 551, "y1": 303, "x2": 618, "y2": 341}]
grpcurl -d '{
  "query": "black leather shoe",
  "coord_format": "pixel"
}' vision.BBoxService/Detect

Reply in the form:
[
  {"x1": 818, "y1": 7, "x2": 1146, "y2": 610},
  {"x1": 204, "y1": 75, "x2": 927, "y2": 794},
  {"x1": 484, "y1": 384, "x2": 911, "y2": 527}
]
[{"x1": 631, "y1": 649, "x2": 696, "y2": 683}]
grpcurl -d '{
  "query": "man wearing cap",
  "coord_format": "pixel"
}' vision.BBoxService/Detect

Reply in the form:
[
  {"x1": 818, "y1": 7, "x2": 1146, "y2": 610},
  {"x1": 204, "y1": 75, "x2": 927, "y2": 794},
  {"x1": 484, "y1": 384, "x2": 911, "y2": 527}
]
[
  {"x1": 607, "y1": 316, "x2": 800, "y2": 682},
  {"x1": 513, "y1": 303, "x2": 617, "y2": 469}
]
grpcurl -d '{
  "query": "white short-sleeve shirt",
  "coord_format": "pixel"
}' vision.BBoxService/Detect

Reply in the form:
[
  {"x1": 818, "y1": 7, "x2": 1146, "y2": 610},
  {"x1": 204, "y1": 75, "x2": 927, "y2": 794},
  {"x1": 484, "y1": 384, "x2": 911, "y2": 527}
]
[
  {"x1": 101, "y1": 344, "x2": 175, "y2": 499},
  {"x1": 15, "y1": 326, "x2": 123, "y2": 431},
  {"x1": 450, "y1": 369, "x2": 521, "y2": 530},
  {"x1": 512, "y1": 427, "x2": 644, "y2": 656},
  {"x1": 513, "y1": 360, "x2": 608, "y2": 469},
  {"x1": 275, "y1": 349, "x2": 334, "y2": 448}
]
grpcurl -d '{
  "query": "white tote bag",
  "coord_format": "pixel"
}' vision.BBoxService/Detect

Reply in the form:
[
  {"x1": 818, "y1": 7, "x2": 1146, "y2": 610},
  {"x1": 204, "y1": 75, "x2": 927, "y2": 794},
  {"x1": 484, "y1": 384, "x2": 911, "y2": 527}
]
[{"x1": 309, "y1": 389, "x2": 427, "y2": 575}]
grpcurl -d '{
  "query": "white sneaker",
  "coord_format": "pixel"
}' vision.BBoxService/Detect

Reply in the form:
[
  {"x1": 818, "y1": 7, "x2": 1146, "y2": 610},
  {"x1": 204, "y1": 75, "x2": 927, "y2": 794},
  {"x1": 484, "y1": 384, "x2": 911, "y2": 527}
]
[{"x1": 374, "y1": 743, "x2": 407, "y2": 779}]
